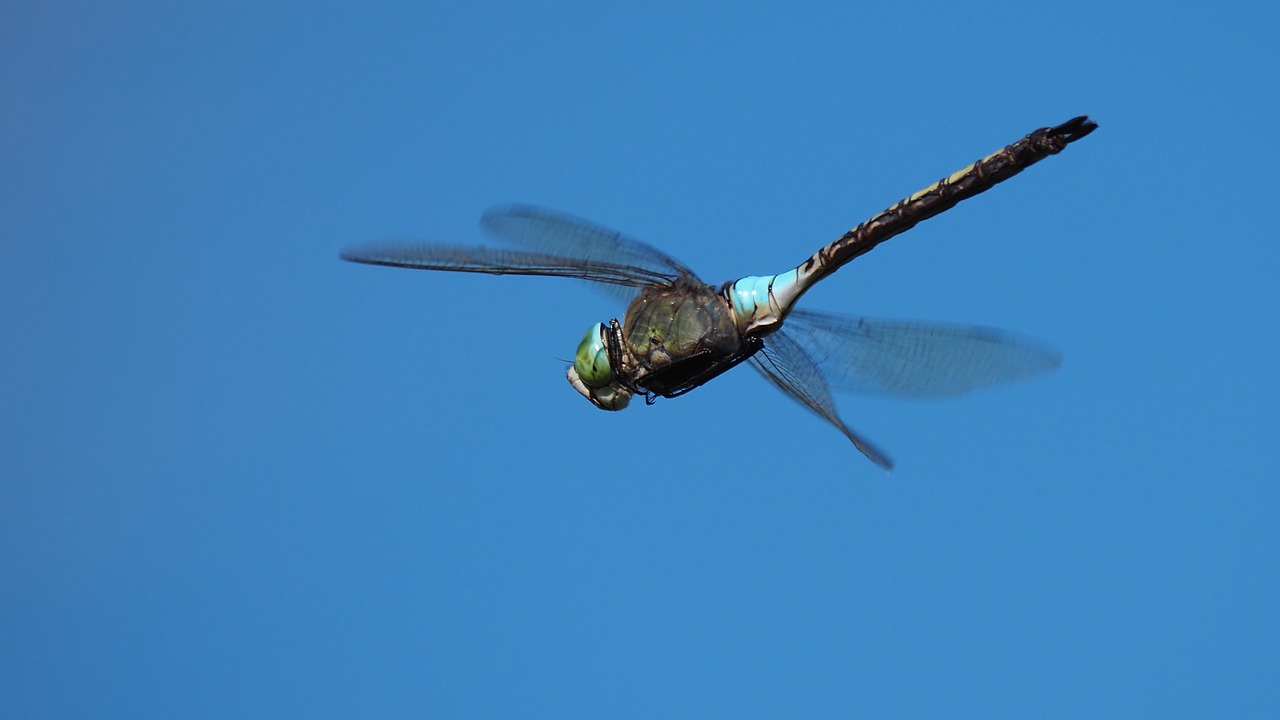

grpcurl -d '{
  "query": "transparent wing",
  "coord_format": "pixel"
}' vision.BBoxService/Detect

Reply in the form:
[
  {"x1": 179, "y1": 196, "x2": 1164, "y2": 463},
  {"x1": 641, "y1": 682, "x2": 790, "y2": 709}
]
[
  {"x1": 481, "y1": 204, "x2": 698, "y2": 281},
  {"x1": 780, "y1": 308, "x2": 1061, "y2": 397},
  {"x1": 340, "y1": 244, "x2": 677, "y2": 289},
  {"x1": 750, "y1": 329, "x2": 894, "y2": 470}
]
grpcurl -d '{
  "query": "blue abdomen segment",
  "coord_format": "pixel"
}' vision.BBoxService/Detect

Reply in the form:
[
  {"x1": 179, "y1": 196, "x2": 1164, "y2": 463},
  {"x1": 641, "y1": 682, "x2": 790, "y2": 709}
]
[{"x1": 728, "y1": 269, "x2": 801, "y2": 335}]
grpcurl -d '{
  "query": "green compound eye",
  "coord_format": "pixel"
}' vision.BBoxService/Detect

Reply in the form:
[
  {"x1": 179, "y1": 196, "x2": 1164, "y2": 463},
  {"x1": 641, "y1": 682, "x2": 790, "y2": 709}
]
[{"x1": 573, "y1": 323, "x2": 612, "y2": 388}]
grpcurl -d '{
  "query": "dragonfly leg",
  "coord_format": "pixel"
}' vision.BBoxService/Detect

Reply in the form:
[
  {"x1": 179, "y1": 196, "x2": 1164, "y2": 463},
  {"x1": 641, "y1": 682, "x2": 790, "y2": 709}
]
[
  {"x1": 604, "y1": 318, "x2": 643, "y2": 395},
  {"x1": 643, "y1": 336, "x2": 765, "y2": 400}
]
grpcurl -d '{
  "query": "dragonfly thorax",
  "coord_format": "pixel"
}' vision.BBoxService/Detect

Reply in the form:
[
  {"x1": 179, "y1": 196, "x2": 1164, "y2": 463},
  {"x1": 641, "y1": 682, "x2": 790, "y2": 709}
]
[
  {"x1": 566, "y1": 278, "x2": 750, "y2": 411},
  {"x1": 623, "y1": 280, "x2": 742, "y2": 378}
]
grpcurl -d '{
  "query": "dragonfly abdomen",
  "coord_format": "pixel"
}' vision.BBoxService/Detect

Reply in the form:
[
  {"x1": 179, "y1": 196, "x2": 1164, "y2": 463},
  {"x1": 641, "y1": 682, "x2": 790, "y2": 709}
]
[
  {"x1": 725, "y1": 270, "x2": 803, "y2": 336},
  {"x1": 792, "y1": 116, "x2": 1097, "y2": 301},
  {"x1": 720, "y1": 117, "x2": 1096, "y2": 340}
]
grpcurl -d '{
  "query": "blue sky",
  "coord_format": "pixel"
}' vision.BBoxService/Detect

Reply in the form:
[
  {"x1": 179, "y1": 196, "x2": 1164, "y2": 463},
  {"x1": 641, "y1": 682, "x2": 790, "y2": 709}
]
[{"x1": 3, "y1": 1, "x2": 1277, "y2": 717}]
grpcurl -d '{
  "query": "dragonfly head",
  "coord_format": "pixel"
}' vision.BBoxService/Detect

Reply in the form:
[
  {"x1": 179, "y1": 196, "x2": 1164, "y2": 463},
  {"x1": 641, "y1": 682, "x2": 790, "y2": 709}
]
[{"x1": 567, "y1": 322, "x2": 632, "y2": 410}]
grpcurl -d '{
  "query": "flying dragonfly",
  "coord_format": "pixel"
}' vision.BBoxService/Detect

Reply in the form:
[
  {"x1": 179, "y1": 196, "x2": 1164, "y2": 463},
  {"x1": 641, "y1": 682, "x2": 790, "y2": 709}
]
[{"x1": 343, "y1": 116, "x2": 1097, "y2": 469}]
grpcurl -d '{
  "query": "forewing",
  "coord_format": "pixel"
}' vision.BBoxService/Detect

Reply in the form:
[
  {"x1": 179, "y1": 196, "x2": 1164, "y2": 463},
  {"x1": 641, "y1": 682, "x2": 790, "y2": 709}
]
[
  {"x1": 340, "y1": 243, "x2": 676, "y2": 288},
  {"x1": 481, "y1": 204, "x2": 699, "y2": 281},
  {"x1": 780, "y1": 308, "x2": 1061, "y2": 397},
  {"x1": 750, "y1": 329, "x2": 894, "y2": 470}
]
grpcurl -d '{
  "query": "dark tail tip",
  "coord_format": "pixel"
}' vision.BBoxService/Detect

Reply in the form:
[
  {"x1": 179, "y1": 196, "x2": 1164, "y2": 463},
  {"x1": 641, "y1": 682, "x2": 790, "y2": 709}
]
[{"x1": 1057, "y1": 115, "x2": 1098, "y2": 143}]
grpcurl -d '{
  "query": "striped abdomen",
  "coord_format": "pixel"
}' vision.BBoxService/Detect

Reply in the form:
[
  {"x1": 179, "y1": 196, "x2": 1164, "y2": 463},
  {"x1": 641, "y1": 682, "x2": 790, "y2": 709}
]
[{"x1": 729, "y1": 116, "x2": 1097, "y2": 335}]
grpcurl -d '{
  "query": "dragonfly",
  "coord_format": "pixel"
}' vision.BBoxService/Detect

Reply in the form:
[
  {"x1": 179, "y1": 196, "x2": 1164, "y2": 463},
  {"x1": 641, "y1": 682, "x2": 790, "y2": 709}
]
[{"x1": 343, "y1": 116, "x2": 1096, "y2": 469}]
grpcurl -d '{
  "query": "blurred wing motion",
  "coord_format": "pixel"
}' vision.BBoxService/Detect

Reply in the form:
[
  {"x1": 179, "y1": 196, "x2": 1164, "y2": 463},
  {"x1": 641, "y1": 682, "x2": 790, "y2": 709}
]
[
  {"x1": 750, "y1": 330, "x2": 896, "y2": 470},
  {"x1": 751, "y1": 311, "x2": 1061, "y2": 470},
  {"x1": 340, "y1": 243, "x2": 677, "y2": 289},
  {"x1": 342, "y1": 204, "x2": 701, "y2": 300},
  {"x1": 779, "y1": 308, "x2": 1061, "y2": 396},
  {"x1": 480, "y1": 204, "x2": 697, "y2": 281}
]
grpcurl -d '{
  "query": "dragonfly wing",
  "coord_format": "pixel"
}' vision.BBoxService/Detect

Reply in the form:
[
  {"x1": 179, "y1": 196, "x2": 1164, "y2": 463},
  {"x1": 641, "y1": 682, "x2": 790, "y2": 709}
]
[
  {"x1": 780, "y1": 308, "x2": 1061, "y2": 397},
  {"x1": 481, "y1": 204, "x2": 699, "y2": 281},
  {"x1": 750, "y1": 329, "x2": 894, "y2": 470},
  {"x1": 340, "y1": 244, "x2": 675, "y2": 288}
]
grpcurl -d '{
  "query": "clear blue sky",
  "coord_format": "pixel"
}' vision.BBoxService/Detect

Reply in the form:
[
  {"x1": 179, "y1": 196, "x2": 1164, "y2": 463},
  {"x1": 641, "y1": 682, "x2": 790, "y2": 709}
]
[{"x1": 3, "y1": 1, "x2": 1277, "y2": 717}]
